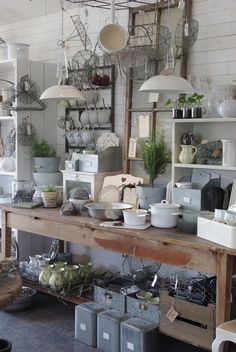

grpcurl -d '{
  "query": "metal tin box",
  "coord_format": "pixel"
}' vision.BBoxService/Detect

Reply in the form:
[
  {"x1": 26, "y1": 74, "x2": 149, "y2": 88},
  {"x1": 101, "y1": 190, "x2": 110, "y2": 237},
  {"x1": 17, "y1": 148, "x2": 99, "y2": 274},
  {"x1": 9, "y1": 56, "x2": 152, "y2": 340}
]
[
  {"x1": 97, "y1": 309, "x2": 131, "y2": 352},
  {"x1": 65, "y1": 159, "x2": 80, "y2": 171},
  {"x1": 126, "y1": 294, "x2": 160, "y2": 324},
  {"x1": 120, "y1": 317, "x2": 159, "y2": 352},
  {"x1": 94, "y1": 283, "x2": 126, "y2": 313},
  {"x1": 172, "y1": 178, "x2": 220, "y2": 210},
  {"x1": 79, "y1": 147, "x2": 121, "y2": 172},
  {"x1": 75, "y1": 302, "x2": 107, "y2": 347}
]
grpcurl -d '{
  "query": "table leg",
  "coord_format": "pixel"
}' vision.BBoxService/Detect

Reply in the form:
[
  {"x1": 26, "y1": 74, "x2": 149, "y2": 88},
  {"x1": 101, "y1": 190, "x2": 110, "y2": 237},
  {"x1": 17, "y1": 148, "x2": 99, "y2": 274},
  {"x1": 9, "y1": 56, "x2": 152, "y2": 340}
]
[
  {"x1": 1, "y1": 209, "x2": 12, "y2": 258},
  {"x1": 216, "y1": 251, "x2": 233, "y2": 325}
]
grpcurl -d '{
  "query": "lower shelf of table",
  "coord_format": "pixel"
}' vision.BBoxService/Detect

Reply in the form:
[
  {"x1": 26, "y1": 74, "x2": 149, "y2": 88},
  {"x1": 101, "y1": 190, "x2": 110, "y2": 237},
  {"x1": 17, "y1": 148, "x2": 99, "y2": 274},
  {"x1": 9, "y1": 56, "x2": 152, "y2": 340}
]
[{"x1": 22, "y1": 278, "x2": 91, "y2": 305}]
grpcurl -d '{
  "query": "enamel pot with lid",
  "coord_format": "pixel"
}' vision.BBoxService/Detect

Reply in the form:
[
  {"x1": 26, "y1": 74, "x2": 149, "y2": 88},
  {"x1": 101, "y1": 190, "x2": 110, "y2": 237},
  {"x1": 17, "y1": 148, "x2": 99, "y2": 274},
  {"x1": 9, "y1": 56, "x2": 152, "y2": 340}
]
[{"x1": 149, "y1": 200, "x2": 181, "y2": 228}]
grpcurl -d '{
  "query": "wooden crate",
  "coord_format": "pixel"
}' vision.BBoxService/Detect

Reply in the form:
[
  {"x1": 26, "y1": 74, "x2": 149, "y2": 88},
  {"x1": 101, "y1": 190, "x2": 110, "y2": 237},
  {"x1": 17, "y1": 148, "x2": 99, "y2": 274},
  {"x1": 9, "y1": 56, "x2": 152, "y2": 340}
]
[{"x1": 159, "y1": 291, "x2": 215, "y2": 350}]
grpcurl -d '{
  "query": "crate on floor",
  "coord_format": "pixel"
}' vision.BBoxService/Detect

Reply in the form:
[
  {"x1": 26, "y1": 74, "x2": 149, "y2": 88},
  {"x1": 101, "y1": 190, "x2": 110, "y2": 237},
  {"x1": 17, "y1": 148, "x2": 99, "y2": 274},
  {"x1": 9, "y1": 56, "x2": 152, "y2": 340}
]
[
  {"x1": 120, "y1": 317, "x2": 159, "y2": 352},
  {"x1": 159, "y1": 291, "x2": 216, "y2": 350},
  {"x1": 75, "y1": 301, "x2": 107, "y2": 347},
  {"x1": 97, "y1": 309, "x2": 131, "y2": 352}
]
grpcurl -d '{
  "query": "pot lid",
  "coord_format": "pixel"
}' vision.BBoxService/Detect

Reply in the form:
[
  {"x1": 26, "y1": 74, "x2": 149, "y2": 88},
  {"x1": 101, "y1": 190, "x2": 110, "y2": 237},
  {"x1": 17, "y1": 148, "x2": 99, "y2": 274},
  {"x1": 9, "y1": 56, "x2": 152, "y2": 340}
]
[{"x1": 150, "y1": 201, "x2": 180, "y2": 209}]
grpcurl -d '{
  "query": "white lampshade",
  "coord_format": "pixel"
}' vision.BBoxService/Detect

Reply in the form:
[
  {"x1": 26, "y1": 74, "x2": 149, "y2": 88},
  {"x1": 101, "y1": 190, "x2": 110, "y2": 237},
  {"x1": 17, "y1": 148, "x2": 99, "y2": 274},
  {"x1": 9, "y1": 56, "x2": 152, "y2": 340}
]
[
  {"x1": 139, "y1": 75, "x2": 194, "y2": 94},
  {"x1": 40, "y1": 84, "x2": 86, "y2": 101}
]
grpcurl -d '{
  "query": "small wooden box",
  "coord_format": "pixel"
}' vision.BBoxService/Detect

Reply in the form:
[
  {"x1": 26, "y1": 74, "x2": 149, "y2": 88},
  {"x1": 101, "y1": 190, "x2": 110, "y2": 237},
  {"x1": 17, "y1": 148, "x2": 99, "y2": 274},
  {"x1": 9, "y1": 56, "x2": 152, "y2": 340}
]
[{"x1": 159, "y1": 291, "x2": 215, "y2": 350}]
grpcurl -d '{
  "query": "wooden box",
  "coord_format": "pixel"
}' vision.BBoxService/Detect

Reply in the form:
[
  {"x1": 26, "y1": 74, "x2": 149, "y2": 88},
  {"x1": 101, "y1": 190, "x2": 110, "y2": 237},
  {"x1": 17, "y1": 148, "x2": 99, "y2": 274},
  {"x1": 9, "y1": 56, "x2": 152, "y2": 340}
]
[{"x1": 159, "y1": 291, "x2": 215, "y2": 350}]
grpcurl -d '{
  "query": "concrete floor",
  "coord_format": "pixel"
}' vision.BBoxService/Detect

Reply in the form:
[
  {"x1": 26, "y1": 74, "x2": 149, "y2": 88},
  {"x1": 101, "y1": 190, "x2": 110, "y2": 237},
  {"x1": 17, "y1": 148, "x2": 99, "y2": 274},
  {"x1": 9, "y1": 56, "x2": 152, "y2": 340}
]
[{"x1": 0, "y1": 292, "x2": 206, "y2": 352}]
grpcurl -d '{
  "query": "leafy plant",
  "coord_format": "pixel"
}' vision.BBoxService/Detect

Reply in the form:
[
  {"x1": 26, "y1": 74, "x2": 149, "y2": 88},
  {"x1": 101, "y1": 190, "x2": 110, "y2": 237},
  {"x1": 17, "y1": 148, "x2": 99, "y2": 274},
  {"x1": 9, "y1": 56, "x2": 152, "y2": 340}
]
[
  {"x1": 31, "y1": 138, "x2": 56, "y2": 157},
  {"x1": 164, "y1": 93, "x2": 204, "y2": 107},
  {"x1": 42, "y1": 185, "x2": 57, "y2": 192},
  {"x1": 139, "y1": 131, "x2": 171, "y2": 187}
]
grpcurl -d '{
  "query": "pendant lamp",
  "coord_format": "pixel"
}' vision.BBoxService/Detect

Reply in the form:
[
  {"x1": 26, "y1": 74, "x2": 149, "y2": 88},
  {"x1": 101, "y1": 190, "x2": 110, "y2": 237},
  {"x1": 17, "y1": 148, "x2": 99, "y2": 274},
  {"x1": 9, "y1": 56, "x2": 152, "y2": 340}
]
[
  {"x1": 139, "y1": 74, "x2": 194, "y2": 94},
  {"x1": 140, "y1": 0, "x2": 193, "y2": 95},
  {"x1": 40, "y1": 3, "x2": 85, "y2": 102}
]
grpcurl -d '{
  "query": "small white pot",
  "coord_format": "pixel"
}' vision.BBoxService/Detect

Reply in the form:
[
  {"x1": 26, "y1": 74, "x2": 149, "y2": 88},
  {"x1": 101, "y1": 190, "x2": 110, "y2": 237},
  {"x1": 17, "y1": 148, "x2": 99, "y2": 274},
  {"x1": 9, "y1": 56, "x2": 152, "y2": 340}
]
[
  {"x1": 149, "y1": 200, "x2": 181, "y2": 228},
  {"x1": 123, "y1": 209, "x2": 148, "y2": 226}
]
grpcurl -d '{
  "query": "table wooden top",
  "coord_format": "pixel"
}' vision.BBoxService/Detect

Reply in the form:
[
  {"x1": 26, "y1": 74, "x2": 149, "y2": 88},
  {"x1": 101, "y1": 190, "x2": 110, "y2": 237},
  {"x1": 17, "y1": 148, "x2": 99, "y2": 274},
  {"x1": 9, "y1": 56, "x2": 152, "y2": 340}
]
[
  {"x1": 2, "y1": 204, "x2": 235, "y2": 255},
  {"x1": 0, "y1": 272, "x2": 22, "y2": 310}
]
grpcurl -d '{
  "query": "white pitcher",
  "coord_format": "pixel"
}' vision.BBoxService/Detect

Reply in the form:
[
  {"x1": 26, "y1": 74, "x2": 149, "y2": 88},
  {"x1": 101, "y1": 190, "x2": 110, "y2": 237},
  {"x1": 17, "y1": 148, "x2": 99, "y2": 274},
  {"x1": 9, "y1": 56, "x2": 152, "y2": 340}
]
[{"x1": 179, "y1": 145, "x2": 197, "y2": 164}]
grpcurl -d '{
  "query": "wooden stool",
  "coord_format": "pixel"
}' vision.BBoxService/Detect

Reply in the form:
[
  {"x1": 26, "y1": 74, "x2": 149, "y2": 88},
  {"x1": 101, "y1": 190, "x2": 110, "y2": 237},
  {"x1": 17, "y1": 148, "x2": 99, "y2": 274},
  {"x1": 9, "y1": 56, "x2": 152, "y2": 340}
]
[{"x1": 212, "y1": 320, "x2": 236, "y2": 351}]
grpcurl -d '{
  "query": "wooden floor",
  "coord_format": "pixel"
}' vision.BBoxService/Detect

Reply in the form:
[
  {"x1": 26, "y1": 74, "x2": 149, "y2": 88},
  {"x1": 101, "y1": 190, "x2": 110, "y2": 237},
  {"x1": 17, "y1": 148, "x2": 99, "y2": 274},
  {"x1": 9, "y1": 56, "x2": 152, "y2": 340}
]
[{"x1": 0, "y1": 292, "x2": 207, "y2": 352}]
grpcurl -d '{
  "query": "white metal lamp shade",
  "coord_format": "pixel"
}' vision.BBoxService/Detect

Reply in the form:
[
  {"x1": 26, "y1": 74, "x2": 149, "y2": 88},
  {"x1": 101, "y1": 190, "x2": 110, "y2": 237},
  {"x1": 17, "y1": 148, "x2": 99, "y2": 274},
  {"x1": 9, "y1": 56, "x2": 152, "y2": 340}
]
[
  {"x1": 40, "y1": 84, "x2": 86, "y2": 101},
  {"x1": 139, "y1": 75, "x2": 194, "y2": 93}
]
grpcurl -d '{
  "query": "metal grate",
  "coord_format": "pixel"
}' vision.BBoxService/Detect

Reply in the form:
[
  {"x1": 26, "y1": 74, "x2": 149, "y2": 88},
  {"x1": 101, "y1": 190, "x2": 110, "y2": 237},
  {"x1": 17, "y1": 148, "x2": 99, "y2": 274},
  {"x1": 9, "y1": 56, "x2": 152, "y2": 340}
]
[{"x1": 65, "y1": 0, "x2": 173, "y2": 10}]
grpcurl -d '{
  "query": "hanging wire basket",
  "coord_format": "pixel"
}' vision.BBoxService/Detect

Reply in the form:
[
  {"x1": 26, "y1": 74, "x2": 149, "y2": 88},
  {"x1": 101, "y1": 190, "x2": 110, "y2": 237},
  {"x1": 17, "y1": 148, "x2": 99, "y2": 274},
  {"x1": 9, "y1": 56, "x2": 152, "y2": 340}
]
[
  {"x1": 175, "y1": 16, "x2": 199, "y2": 53},
  {"x1": 71, "y1": 49, "x2": 100, "y2": 84}
]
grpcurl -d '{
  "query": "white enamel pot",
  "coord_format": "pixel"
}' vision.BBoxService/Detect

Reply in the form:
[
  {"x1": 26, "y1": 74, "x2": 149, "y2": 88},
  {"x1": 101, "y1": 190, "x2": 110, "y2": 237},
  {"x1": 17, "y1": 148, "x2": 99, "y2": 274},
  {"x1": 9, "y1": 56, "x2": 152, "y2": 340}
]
[
  {"x1": 149, "y1": 200, "x2": 181, "y2": 228},
  {"x1": 122, "y1": 209, "x2": 148, "y2": 226}
]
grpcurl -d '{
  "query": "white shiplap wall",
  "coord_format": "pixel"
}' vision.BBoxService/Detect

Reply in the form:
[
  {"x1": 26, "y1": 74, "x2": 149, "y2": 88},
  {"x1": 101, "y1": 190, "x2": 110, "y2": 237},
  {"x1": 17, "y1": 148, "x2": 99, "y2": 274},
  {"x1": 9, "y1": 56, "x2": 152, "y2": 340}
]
[{"x1": 0, "y1": 0, "x2": 236, "y2": 272}]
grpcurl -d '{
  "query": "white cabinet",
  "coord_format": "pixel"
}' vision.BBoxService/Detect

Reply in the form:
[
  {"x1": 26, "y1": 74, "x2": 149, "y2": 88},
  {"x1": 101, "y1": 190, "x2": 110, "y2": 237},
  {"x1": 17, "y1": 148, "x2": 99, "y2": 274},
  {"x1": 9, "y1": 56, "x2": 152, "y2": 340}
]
[
  {"x1": 0, "y1": 58, "x2": 57, "y2": 259},
  {"x1": 172, "y1": 117, "x2": 236, "y2": 189}
]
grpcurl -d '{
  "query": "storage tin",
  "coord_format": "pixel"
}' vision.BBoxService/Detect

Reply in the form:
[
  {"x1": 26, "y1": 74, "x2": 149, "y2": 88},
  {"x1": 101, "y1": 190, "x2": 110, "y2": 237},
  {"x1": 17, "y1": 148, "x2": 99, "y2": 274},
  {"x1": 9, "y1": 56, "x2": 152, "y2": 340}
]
[
  {"x1": 126, "y1": 294, "x2": 160, "y2": 324},
  {"x1": 75, "y1": 302, "x2": 107, "y2": 347},
  {"x1": 120, "y1": 317, "x2": 159, "y2": 352},
  {"x1": 97, "y1": 309, "x2": 131, "y2": 352}
]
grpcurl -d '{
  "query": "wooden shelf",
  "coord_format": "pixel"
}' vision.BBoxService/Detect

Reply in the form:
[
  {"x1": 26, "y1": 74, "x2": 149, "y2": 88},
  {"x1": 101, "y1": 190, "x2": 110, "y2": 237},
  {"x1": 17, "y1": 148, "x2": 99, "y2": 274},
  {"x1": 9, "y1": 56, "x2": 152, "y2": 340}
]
[
  {"x1": 0, "y1": 116, "x2": 14, "y2": 121},
  {"x1": 172, "y1": 117, "x2": 236, "y2": 123},
  {"x1": 22, "y1": 278, "x2": 91, "y2": 305},
  {"x1": 0, "y1": 171, "x2": 15, "y2": 176},
  {"x1": 174, "y1": 163, "x2": 236, "y2": 171}
]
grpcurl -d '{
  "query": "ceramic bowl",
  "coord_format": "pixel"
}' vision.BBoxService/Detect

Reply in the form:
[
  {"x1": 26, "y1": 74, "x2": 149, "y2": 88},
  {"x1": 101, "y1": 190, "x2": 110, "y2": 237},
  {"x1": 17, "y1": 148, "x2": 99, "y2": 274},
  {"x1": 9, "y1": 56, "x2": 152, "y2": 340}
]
[
  {"x1": 218, "y1": 99, "x2": 236, "y2": 118},
  {"x1": 80, "y1": 110, "x2": 89, "y2": 126},
  {"x1": 122, "y1": 209, "x2": 148, "y2": 226},
  {"x1": 98, "y1": 23, "x2": 129, "y2": 54},
  {"x1": 136, "y1": 291, "x2": 153, "y2": 300},
  {"x1": 146, "y1": 296, "x2": 160, "y2": 305},
  {"x1": 88, "y1": 110, "x2": 98, "y2": 125},
  {"x1": 175, "y1": 182, "x2": 193, "y2": 189}
]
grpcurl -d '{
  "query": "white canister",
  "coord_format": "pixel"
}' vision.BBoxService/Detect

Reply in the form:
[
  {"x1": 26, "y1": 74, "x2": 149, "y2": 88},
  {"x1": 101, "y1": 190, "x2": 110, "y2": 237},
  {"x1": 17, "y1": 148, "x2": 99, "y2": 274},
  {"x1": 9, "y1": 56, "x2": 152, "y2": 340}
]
[
  {"x1": 122, "y1": 209, "x2": 148, "y2": 226},
  {"x1": 222, "y1": 140, "x2": 236, "y2": 166},
  {"x1": 7, "y1": 43, "x2": 30, "y2": 60}
]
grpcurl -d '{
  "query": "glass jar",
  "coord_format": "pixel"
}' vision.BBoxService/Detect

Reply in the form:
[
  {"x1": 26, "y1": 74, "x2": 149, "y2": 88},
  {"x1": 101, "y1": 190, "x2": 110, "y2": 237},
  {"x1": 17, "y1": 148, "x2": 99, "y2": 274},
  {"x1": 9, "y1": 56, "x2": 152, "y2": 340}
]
[
  {"x1": 49, "y1": 267, "x2": 65, "y2": 291},
  {"x1": 39, "y1": 264, "x2": 54, "y2": 287},
  {"x1": 12, "y1": 179, "x2": 34, "y2": 203},
  {"x1": 48, "y1": 240, "x2": 59, "y2": 262},
  {"x1": 64, "y1": 264, "x2": 79, "y2": 285}
]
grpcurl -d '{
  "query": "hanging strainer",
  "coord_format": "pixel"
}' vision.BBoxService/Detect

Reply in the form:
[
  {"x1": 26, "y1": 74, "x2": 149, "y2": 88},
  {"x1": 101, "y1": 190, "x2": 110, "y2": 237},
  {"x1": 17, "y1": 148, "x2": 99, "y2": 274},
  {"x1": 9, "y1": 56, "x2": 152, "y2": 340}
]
[
  {"x1": 71, "y1": 49, "x2": 99, "y2": 83},
  {"x1": 16, "y1": 75, "x2": 40, "y2": 105},
  {"x1": 145, "y1": 23, "x2": 172, "y2": 60},
  {"x1": 17, "y1": 117, "x2": 37, "y2": 146},
  {"x1": 175, "y1": 16, "x2": 199, "y2": 53}
]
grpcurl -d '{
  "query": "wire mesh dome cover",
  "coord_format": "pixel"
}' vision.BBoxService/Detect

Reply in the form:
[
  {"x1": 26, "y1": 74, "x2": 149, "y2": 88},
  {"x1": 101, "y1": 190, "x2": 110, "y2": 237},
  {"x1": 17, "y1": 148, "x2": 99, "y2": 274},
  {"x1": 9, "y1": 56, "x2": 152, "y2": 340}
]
[
  {"x1": 16, "y1": 75, "x2": 40, "y2": 105},
  {"x1": 17, "y1": 118, "x2": 37, "y2": 146},
  {"x1": 175, "y1": 16, "x2": 199, "y2": 52},
  {"x1": 71, "y1": 49, "x2": 99, "y2": 83}
]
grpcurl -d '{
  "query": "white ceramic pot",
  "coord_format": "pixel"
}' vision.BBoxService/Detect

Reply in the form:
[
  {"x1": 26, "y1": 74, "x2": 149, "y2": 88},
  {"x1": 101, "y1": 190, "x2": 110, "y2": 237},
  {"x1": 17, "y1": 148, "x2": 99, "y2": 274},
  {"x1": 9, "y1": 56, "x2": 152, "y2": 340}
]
[
  {"x1": 98, "y1": 23, "x2": 129, "y2": 54},
  {"x1": 7, "y1": 43, "x2": 29, "y2": 60},
  {"x1": 149, "y1": 200, "x2": 181, "y2": 228},
  {"x1": 122, "y1": 209, "x2": 148, "y2": 226},
  {"x1": 218, "y1": 99, "x2": 236, "y2": 118}
]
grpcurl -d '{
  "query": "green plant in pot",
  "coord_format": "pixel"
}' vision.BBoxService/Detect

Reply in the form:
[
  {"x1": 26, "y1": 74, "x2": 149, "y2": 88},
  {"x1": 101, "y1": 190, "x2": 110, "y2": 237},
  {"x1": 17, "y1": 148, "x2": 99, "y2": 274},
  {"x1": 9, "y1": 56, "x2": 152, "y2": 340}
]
[
  {"x1": 31, "y1": 137, "x2": 59, "y2": 173},
  {"x1": 41, "y1": 184, "x2": 58, "y2": 208},
  {"x1": 136, "y1": 131, "x2": 171, "y2": 209}
]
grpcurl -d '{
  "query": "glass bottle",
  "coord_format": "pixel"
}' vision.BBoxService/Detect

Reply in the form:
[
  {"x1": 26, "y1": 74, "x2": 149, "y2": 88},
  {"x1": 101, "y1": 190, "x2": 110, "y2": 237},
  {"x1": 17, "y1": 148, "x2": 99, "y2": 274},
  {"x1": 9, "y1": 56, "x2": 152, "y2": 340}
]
[{"x1": 48, "y1": 239, "x2": 59, "y2": 262}]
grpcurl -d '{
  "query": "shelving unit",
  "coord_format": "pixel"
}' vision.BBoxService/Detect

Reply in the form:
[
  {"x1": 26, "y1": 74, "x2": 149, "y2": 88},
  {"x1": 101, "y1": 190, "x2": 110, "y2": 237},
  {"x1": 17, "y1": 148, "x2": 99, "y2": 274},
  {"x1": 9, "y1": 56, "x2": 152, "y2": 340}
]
[
  {"x1": 172, "y1": 117, "x2": 236, "y2": 189},
  {"x1": 123, "y1": 0, "x2": 191, "y2": 175}
]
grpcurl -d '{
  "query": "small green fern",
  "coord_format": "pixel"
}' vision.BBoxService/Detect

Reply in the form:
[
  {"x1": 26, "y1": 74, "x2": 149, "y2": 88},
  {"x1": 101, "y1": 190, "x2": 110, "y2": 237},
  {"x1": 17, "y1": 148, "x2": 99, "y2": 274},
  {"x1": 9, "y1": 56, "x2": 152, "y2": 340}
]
[{"x1": 31, "y1": 138, "x2": 56, "y2": 157}]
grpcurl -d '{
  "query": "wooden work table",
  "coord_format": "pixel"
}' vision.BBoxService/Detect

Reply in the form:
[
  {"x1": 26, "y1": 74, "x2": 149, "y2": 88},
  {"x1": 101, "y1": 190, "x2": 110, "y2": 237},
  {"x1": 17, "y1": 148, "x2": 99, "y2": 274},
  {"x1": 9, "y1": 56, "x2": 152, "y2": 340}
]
[{"x1": 1, "y1": 205, "x2": 235, "y2": 326}]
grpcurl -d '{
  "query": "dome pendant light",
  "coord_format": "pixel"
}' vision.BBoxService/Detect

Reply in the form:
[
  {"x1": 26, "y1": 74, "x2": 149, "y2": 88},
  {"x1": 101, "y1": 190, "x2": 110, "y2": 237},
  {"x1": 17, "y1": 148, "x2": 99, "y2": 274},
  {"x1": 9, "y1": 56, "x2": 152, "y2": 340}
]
[{"x1": 40, "y1": 2, "x2": 85, "y2": 102}]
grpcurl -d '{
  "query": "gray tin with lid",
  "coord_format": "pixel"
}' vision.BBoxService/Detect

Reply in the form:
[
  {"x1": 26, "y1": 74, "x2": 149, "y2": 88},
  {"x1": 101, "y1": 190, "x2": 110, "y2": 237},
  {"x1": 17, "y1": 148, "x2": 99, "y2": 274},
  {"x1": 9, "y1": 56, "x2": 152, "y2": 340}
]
[
  {"x1": 120, "y1": 317, "x2": 159, "y2": 352},
  {"x1": 75, "y1": 302, "x2": 107, "y2": 347},
  {"x1": 97, "y1": 309, "x2": 131, "y2": 352}
]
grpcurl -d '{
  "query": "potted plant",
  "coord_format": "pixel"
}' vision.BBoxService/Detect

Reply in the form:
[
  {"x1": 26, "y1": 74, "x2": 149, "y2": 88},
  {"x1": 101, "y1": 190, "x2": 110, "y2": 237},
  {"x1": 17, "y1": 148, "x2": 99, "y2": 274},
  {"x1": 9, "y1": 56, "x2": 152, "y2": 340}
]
[
  {"x1": 31, "y1": 137, "x2": 59, "y2": 173},
  {"x1": 136, "y1": 131, "x2": 171, "y2": 209},
  {"x1": 188, "y1": 92, "x2": 204, "y2": 118},
  {"x1": 41, "y1": 184, "x2": 58, "y2": 208}
]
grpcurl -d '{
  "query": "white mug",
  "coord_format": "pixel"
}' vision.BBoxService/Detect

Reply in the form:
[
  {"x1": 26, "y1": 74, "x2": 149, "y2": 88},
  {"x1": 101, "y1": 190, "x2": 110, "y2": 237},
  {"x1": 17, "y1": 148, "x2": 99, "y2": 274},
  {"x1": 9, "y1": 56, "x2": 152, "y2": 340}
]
[{"x1": 214, "y1": 209, "x2": 226, "y2": 222}]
